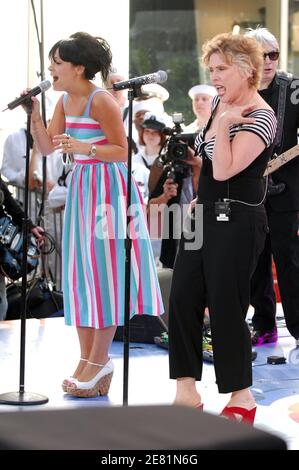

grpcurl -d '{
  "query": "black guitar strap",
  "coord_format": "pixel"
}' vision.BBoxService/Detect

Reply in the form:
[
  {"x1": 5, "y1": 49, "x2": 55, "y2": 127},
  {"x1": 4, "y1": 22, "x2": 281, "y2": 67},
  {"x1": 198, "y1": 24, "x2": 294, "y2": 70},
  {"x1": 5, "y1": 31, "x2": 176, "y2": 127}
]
[
  {"x1": 267, "y1": 72, "x2": 293, "y2": 196},
  {"x1": 274, "y1": 72, "x2": 293, "y2": 153}
]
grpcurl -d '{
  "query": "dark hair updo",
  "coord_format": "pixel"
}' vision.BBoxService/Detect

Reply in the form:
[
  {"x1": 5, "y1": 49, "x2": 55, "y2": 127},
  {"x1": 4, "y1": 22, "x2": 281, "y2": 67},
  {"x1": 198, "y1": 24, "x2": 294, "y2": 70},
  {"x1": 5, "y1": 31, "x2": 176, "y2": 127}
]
[{"x1": 49, "y1": 31, "x2": 112, "y2": 82}]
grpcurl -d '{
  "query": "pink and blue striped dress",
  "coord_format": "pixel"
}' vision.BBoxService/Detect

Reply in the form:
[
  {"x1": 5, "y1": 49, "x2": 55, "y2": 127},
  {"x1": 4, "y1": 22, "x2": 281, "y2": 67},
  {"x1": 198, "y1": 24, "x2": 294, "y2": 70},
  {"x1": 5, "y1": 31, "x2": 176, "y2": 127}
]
[{"x1": 62, "y1": 88, "x2": 164, "y2": 328}]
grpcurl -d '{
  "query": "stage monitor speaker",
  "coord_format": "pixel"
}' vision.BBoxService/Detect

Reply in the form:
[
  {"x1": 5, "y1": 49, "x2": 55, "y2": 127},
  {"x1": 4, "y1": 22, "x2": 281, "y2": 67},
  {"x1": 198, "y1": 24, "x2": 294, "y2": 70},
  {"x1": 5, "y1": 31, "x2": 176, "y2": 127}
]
[
  {"x1": 114, "y1": 268, "x2": 172, "y2": 343},
  {"x1": 0, "y1": 405, "x2": 286, "y2": 450}
]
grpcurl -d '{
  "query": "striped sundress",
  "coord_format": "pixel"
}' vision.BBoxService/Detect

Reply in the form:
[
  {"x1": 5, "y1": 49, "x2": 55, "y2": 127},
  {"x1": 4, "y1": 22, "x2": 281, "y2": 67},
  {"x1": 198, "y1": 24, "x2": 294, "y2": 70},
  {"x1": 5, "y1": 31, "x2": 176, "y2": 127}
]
[{"x1": 62, "y1": 88, "x2": 164, "y2": 328}]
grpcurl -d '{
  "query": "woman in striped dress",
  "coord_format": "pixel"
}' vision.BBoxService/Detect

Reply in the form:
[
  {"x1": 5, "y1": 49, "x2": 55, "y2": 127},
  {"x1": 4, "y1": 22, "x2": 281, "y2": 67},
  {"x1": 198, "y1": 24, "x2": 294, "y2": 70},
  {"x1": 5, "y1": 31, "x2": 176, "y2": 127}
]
[{"x1": 28, "y1": 32, "x2": 164, "y2": 398}]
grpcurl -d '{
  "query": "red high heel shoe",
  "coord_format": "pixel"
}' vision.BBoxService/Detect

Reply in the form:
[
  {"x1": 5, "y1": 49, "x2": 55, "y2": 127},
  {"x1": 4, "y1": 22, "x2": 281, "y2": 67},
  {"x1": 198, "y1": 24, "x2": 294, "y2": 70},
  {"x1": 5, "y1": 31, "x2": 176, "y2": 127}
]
[
  {"x1": 220, "y1": 406, "x2": 257, "y2": 425},
  {"x1": 195, "y1": 402, "x2": 204, "y2": 411}
]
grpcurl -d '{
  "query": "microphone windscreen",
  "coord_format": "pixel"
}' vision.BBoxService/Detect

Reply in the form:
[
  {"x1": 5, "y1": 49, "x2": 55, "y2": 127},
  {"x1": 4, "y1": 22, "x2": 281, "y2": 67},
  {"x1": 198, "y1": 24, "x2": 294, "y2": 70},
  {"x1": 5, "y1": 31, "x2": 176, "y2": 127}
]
[
  {"x1": 40, "y1": 80, "x2": 51, "y2": 92},
  {"x1": 157, "y1": 70, "x2": 168, "y2": 83}
]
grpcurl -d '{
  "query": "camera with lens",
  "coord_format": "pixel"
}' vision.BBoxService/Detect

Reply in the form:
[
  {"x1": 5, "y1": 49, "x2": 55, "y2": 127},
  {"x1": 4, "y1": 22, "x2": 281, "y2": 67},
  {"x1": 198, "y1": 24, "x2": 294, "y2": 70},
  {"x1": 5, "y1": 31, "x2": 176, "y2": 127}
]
[{"x1": 158, "y1": 113, "x2": 196, "y2": 181}]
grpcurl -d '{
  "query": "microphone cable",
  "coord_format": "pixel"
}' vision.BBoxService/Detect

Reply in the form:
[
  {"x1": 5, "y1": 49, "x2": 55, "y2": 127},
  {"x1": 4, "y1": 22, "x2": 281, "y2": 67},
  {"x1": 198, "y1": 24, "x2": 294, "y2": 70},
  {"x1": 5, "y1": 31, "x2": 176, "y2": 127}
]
[{"x1": 38, "y1": 231, "x2": 56, "y2": 256}]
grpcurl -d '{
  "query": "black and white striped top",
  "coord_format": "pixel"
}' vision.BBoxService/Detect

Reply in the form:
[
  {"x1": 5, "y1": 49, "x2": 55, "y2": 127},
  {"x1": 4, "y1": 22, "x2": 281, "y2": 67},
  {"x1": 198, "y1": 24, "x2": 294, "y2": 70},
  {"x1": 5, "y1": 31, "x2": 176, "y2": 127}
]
[
  {"x1": 195, "y1": 96, "x2": 277, "y2": 160},
  {"x1": 195, "y1": 96, "x2": 277, "y2": 204}
]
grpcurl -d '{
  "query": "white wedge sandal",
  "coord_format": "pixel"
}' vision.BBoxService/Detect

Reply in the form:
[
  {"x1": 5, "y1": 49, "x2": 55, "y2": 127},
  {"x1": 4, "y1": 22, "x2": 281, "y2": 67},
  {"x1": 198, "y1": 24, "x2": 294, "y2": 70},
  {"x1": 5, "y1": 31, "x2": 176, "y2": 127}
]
[
  {"x1": 62, "y1": 358, "x2": 88, "y2": 393},
  {"x1": 67, "y1": 359, "x2": 114, "y2": 398}
]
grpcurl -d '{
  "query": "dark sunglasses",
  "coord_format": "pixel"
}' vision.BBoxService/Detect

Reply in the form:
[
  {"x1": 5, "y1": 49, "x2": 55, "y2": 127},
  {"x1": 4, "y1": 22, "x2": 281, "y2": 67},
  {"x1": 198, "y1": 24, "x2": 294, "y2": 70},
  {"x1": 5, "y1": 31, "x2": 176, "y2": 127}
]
[{"x1": 263, "y1": 51, "x2": 280, "y2": 61}]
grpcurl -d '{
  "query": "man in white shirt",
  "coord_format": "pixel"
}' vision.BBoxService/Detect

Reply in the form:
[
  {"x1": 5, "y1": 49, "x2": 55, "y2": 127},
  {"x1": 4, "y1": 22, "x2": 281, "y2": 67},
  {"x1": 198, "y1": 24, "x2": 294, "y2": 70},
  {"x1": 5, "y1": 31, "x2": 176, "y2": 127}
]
[
  {"x1": 1, "y1": 128, "x2": 31, "y2": 185},
  {"x1": 184, "y1": 84, "x2": 217, "y2": 133}
]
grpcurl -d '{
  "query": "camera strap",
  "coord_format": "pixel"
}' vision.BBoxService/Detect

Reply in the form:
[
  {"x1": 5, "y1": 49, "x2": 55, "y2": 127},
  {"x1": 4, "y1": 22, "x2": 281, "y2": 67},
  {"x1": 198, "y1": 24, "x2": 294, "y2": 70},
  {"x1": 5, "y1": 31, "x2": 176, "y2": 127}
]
[
  {"x1": 148, "y1": 160, "x2": 164, "y2": 197},
  {"x1": 141, "y1": 156, "x2": 151, "y2": 170}
]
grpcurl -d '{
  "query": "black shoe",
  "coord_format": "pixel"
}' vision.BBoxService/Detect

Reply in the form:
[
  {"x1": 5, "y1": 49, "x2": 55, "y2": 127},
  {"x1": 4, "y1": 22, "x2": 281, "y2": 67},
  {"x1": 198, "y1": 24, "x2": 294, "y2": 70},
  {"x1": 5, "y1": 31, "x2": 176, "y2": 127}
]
[{"x1": 251, "y1": 327, "x2": 278, "y2": 346}]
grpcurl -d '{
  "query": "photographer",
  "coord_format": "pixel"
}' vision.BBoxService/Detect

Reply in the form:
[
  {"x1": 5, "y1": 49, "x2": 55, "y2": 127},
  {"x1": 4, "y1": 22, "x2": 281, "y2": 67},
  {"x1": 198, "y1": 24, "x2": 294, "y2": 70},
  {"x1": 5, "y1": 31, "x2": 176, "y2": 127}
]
[
  {"x1": 0, "y1": 177, "x2": 44, "y2": 320},
  {"x1": 147, "y1": 114, "x2": 201, "y2": 268},
  {"x1": 132, "y1": 113, "x2": 167, "y2": 204}
]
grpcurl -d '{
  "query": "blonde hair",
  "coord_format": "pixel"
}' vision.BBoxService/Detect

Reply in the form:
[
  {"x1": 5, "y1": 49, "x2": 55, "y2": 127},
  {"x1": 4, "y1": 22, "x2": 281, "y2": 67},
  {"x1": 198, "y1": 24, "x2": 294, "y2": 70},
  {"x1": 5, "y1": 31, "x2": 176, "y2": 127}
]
[{"x1": 202, "y1": 33, "x2": 263, "y2": 89}]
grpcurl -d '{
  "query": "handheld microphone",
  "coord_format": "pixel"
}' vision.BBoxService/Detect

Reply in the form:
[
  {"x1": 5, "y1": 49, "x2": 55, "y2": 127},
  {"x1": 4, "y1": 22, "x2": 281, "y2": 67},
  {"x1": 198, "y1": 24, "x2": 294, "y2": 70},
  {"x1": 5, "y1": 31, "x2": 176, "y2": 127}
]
[
  {"x1": 112, "y1": 70, "x2": 167, "y2": 91},
  {"x1": 3, "y1": 80, "x2": 51, "y2": 111}
]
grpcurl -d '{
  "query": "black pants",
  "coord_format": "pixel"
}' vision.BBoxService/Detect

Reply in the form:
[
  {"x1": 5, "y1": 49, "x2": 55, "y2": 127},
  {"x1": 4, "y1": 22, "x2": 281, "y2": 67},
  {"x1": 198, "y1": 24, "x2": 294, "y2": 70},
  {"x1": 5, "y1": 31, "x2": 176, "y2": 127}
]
[
  {"x1": 169, "y1": 206, "x2": 267, "y2": 393},
  {"x1": 250, "y1": 206, "x2": 299, "y2": 339}
]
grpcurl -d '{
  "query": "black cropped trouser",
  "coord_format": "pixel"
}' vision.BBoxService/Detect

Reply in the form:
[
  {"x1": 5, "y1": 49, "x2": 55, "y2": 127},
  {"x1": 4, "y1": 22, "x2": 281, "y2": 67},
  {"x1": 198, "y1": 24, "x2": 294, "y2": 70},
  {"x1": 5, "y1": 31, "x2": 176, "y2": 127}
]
[{"x1": 168, "y1": 205, "x2": 268, "y2": 393}]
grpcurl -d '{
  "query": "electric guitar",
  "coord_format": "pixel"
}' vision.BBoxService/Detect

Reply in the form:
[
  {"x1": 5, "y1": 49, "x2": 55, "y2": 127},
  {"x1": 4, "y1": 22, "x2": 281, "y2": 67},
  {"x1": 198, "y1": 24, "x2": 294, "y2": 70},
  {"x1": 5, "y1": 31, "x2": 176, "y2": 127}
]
[{"x1": 264, "y1": 144, "x2": 299, "y2": 176}]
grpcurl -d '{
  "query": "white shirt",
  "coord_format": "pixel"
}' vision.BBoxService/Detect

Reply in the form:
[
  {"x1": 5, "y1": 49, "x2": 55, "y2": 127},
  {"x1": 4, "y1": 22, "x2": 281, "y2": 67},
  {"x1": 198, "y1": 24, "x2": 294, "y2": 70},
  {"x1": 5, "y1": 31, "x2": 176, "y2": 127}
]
[
  {"x1": 184, "y1": 119, "x2": 203, "y2": 133},
  {"x1": 1, "y1": 128, "x2": 63, "y2": 186},
  {"x1": 133, "y1": 148, "x2": 159, "y2": 169},
  {"x1": 1, "y1": 128, "x2": 27, "y2": 185},
  {"x1": 35, "y1": 149, "x2": 65, "y2": 183},
  {"x1": 131, "y1": 161, "x2": 150, "y2": 204}
]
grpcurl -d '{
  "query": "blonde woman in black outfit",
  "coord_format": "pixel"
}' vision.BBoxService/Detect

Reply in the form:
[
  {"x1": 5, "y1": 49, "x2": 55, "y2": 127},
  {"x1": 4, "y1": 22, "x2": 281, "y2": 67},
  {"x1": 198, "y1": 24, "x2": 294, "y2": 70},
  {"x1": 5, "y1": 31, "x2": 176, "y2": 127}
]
[{"x1": 168, "y1": 33, "x2": 277, "y2": 424}]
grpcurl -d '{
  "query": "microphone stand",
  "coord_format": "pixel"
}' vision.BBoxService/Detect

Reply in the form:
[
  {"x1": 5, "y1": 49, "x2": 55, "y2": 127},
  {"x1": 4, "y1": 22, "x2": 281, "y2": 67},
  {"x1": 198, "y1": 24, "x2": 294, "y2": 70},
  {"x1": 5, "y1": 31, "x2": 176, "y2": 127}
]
[
  {"x1": 0, "y1": 102, "x2": 48, "y2": 405},
  {"x1": 122, "y1": 86, "x2": 142, "y2": 406},
  {"x1": 36, "y1": 0, "x2": 52, "y2": 284}
]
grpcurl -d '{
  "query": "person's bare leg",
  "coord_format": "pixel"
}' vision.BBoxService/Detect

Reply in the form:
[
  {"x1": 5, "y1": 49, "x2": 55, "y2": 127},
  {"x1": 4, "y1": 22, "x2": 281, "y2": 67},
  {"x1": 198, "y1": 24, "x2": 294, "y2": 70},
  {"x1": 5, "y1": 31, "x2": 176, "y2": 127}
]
[
  {"x1": 226, "y1": 388, "x2": 256, "y2": 410},
  {"x1": 71, "y1": 326, "x2": 96, "y2": 378},
  {"x1": 76, "y1": 325, "x2": 117, "y2": 382},
  {"x1": 220, "y1": 388, "x2": 257, "y2": 424},
  {"x1": 62, "y1": 327, "x2": 95, "y2": 390},
  {"x1": 174, "y1": 377, "x2": 202, "y2": 407}
]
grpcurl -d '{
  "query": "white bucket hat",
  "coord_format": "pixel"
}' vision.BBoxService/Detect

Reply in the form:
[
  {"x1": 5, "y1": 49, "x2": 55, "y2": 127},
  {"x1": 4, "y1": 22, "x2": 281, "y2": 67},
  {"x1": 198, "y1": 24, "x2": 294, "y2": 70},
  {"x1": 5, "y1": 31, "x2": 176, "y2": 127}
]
[
  {"x1": 133, "y1": 98, "x2": 165, "y2": 118},
  {"x1": 188, "y1": 84, "x2": 217, "y2": 99},
  {"x1": 140, "y1": 83, "x2": 169, "y2": 101}
]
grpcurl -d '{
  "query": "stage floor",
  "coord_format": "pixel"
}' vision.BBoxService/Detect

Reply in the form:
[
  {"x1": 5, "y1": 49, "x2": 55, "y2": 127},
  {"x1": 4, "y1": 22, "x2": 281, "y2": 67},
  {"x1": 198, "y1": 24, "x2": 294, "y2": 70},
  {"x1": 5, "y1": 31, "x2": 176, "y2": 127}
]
[{"x1": 0, "y1": 305, "x2": 298, "y2": 450}]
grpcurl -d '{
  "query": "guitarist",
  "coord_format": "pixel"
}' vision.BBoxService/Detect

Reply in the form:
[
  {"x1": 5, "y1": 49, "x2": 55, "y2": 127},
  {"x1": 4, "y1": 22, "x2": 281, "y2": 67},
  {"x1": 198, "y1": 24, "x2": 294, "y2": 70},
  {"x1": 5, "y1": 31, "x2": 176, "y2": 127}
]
[
  {"x1": 0, "y1": 177, "x2": 44, "y2": 320},
  {"x1": 246, "y1": 28, "x2": 299, "y2": 347}
]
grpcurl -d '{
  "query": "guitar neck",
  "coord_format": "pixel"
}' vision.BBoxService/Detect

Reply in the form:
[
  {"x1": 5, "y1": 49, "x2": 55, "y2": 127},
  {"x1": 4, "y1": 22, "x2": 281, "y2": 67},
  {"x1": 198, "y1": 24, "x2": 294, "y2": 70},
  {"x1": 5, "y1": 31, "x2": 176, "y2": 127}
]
[{"x1": 264, "y1": 144, "x2": 299, "y2": 176}]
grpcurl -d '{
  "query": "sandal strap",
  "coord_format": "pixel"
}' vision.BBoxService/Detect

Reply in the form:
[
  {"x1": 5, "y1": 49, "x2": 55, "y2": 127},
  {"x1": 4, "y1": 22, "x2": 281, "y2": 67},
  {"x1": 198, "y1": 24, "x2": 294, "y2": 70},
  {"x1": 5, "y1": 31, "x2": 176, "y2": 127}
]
[
  {"x1": 80, "y1": 358, "x2": 88, "y2": 362},
  {"x1": 88, "y1": 360, "x2": 105, "y2": 367},
  {"x1": 223, "y1": 406, "x2": 251, "y2": 415},
  {"x1": 221, "y1": 405, "x2": 256, "y2": 420}
]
